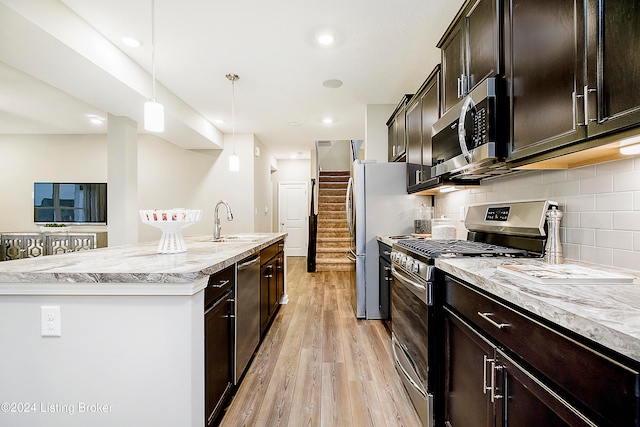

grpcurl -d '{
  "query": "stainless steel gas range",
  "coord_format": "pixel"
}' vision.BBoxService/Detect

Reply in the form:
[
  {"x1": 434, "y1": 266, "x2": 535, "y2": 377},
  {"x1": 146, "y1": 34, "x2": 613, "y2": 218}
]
[{"x1": 390, "y1": 200, "x2": 558, "y2": 427}]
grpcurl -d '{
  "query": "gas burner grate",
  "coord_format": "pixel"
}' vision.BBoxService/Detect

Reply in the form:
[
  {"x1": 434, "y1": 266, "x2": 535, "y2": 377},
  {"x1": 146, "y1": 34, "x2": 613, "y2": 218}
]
[{"x1": 396, "y1": 239, "x2": 527, "y2": 259}]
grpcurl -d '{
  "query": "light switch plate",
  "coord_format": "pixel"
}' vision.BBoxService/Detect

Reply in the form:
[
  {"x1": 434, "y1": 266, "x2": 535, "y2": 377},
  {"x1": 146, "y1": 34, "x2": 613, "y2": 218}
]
[
  {"x1": 254, "y1": 147, "x2": 260, "y2": 157},
  {"x1": 41, "y1": 306, "x2": 61, "y2": 337}
]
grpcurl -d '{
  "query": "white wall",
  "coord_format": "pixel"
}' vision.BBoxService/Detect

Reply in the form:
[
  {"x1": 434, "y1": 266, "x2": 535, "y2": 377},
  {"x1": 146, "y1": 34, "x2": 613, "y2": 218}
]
[
  {"x1": 365, "y1": 104, "x2": 395, "y2": 162},
  {"x1": 253, "y1": 136, "x2": 274, "y2": 233},
  {"x1": 318, "y1": 140, "x2": 351, "y2": 171},
  {"x1": 435, "y1": 155, "x2": 640, "y2": 272},
  {"x1": 0, "y1": 132, "x2": 274, "y2": 243},
  {"x1": 0, "y1": 135, "x2": 107, "y2": 233}
]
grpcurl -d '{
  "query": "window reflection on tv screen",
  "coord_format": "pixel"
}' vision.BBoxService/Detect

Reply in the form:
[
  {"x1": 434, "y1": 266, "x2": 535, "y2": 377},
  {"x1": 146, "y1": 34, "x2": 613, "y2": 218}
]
[{"x1": 34, "y1": 183, "x2": 107, "y2": 224}]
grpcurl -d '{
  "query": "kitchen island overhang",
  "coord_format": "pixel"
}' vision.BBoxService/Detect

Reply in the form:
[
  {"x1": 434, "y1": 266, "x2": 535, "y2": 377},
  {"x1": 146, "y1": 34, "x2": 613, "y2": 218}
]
[{"x1": 0, "y1": 233, "x2": 286, "y2": 427}]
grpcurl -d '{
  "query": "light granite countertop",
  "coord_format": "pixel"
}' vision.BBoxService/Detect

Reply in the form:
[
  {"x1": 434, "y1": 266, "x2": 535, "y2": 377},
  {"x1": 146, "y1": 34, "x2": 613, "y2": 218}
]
[
  {"x1": 435, "y1": 257, "x2": 640, "y2": 363},
  {"x1": 0, "y1": 232, "x2": 286, "y2": 285}
]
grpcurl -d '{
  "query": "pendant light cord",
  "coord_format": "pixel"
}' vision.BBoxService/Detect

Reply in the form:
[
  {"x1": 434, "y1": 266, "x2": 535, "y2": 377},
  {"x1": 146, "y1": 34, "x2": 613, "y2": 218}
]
[
  {"x1": 226, "y1": 74, "x2": 239, "y2": 155},
  {"x1": 231, "y1": 77, "x2": 236, "y2": 154},
  {"x1": 151, "y1": 0, "x2": 157, "y2": 102}
]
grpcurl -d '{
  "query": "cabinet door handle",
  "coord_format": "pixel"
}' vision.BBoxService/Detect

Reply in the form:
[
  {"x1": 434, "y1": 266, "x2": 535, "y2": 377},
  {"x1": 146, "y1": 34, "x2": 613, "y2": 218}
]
[
  {"x1": 383, "y1": 250, "x2": 391, "y2": 256},
  {"x1": 457, "y1": 77, "x2": 463, "y2": 98},
  {"x1": 477, "y1": 312, "x2": 509, "y2": 329},
  {"x1": 490, "y1": 361, "x2": 503, "y2": 402},
  {"x1": 483, "y1": 354, "x2": 493, "y2": 395},
  {"x1": 573, "y1": 91, "x2": 585, "y2": 127},
  {"x1": 584, "y1": 86, "x2": 597, "y2": 124}
]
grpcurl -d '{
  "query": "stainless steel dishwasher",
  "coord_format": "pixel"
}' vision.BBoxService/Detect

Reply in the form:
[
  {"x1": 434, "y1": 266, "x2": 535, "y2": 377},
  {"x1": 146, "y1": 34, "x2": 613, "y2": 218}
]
[{"x1": 235, "y1": 253, "x2": 261, "y2": 383}]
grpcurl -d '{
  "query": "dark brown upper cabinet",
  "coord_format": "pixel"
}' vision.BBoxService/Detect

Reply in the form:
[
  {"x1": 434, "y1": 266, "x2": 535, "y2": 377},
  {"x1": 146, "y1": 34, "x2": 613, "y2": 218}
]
[
  {"x1": 585, "y1": 0, "x2": 640, "y2": 139},
  {"x1": 387, "y1": 94, "x2": 412, "y2": 162},
  {"x1": 406, "y1": 66, "x2": 441, "y2": 192},
  {"x1": 438, "y1": 0, "x2": 503, "y2": 114},
  {"x1": 507, "y1": 0, "x2": 640, "y2": 163},
  {"x1": 505, "y1": 0, "x2": 587, "y2": 162}
]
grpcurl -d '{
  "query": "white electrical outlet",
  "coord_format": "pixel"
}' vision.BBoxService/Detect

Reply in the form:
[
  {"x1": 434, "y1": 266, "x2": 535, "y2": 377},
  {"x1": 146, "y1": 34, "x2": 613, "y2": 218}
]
[{"x1": 41, "y1": 306, "x2": 61, "y2": 337}]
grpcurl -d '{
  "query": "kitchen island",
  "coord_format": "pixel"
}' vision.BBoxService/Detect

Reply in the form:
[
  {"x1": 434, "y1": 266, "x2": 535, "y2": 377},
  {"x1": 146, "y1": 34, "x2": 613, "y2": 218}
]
[{"x1": 0, "y1": 233, "x2": 286, "y2": 427}]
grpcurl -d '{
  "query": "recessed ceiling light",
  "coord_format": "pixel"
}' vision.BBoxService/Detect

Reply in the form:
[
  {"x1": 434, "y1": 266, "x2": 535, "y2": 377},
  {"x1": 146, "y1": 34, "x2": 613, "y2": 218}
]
[
  {"x1": 288, "y1": 121, "x2": 301, "y2": 127},
  {"x1": 290, "y1": 154, "x2": 297, "y2": 159},
  {"x1": 322, "y1": 117, "x2": 333, "y2": 124},
  {"x1": 122, "y1": 35, "x2": 142, "y2": 48},
  {"x1": 318, "y1": 33, "x2": 335, "y2": 45},
  {"x1": 323, "y1": 79, "x2": 343, "y2": 89},
  {"x1": 214, "y1": 119, "x2": 225, "y2": 125}
]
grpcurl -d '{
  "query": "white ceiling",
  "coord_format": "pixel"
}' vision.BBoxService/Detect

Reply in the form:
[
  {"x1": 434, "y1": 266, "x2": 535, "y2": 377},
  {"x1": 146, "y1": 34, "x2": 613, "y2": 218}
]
[{"x1": 0, "y1": 0, "x2": 464, "y2": 159}]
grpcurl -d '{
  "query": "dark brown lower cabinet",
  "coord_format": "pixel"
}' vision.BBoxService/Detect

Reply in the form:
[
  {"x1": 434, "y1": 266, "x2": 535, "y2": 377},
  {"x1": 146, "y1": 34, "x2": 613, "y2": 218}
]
[
  {"x1": 205, "y1": 266, "x2": 235, "y2": 426},
  {"x1": 378, "y1": 242, "x2": 392, "y2": 328},
  {"x1": 444, "y1": 310, "x2": 494, "y2": 427},
  {"x1": 443, "y1": 275, "x2": 640, "y2": 427},
  {"x1": 260, "y1": 262, "x2": 273, "y2": 336},
  {"x1": 275, "y1": 251, "x2": 284, "y2": 303},
  {"x1": 495, "y1": 350, "x2": 597, "y2": 427},
  {"x1": 260, "y1": 240, "x2": 284, "y2": 337},
  {"x1": 444, "y1": 310, "x2": 596, "y2": 427}
]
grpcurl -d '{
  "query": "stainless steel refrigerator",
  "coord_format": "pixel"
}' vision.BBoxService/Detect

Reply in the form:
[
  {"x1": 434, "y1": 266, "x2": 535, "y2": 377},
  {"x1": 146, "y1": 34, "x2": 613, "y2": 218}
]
[{"x1": 346, "y1": 160, "x2": 417, "y2": 319}]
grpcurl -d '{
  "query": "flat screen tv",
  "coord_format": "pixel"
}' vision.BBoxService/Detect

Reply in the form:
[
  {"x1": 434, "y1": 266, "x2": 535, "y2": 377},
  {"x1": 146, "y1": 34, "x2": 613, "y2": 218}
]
[{"x1": 34, "y1": 183, "x2": 107, "y2": 224}]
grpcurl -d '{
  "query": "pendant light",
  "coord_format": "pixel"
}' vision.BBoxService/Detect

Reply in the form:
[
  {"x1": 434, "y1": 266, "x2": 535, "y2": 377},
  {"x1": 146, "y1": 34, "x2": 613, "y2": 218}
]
[
  {"x1": 144, "y1": 0, "x2": 164, "y2": 132},
  {"x1": 226, "y1": 73, "x2": 240, "y2": 171}
]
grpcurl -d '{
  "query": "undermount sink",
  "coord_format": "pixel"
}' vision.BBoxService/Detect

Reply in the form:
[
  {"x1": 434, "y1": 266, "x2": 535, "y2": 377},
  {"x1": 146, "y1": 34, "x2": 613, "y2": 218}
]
[{"x1": 212, "y1": 234, "x2": 267, "y2": 243}]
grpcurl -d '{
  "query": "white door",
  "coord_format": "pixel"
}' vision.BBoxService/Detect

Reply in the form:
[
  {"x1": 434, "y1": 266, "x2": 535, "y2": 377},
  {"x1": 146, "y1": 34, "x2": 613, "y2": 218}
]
[{"x1": 277, "y1": 182, "x2": 308, "y2": 256}]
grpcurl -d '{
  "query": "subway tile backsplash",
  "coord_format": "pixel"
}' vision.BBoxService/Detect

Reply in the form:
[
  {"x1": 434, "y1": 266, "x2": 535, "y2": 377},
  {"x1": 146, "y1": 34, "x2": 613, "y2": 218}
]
[{"x1": 435, "y1": 155, "x2": 640, "y2": 272}]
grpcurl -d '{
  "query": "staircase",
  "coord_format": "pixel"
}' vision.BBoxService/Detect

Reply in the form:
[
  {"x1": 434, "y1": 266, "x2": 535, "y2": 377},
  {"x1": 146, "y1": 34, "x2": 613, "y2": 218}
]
[{"x1": 315, "y1": 171, "x2": 353, "y2": 272}]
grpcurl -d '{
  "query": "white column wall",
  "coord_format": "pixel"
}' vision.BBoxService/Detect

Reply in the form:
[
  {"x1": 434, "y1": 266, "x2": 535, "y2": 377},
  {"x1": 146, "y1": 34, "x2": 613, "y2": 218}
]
[{"x1": 107, "y1": 115, "x2": 138, "y2": 245}]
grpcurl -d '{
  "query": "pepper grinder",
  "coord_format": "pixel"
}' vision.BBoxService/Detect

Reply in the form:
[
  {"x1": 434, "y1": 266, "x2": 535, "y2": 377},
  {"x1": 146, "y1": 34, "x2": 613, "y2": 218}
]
[{"x1": 544, "y1": 206, "x2": 564, "y2": 264}]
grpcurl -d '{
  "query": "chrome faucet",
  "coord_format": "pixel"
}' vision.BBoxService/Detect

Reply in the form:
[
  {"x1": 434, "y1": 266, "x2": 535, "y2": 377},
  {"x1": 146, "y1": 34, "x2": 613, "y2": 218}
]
[{"x1": 214, "y1": 200, "x2": 233, "y2": 239}]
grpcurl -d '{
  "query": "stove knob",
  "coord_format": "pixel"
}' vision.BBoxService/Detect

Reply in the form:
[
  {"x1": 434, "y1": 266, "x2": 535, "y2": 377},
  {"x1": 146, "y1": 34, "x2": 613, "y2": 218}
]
[{"x1": 411, "y1": 262, "x2": 419, "y2": 274}]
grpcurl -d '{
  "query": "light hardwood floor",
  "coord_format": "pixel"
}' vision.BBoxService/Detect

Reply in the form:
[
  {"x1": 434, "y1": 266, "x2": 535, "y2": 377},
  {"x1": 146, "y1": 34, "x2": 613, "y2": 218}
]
[{"x1": 219, "y1": 256, "x2": 422, "y2": 427}]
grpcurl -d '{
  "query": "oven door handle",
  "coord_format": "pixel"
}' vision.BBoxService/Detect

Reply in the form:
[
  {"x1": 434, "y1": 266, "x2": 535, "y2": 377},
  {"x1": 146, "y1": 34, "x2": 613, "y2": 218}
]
[{"x1": 391, "y1": 266, "x2": 432, "y2": 306}]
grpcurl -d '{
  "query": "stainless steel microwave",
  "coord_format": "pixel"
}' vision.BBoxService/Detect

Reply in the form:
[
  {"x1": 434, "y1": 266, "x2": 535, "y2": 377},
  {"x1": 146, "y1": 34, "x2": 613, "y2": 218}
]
[{"x1": 431, "y1": 78, "x2": 507, "y2": 179}]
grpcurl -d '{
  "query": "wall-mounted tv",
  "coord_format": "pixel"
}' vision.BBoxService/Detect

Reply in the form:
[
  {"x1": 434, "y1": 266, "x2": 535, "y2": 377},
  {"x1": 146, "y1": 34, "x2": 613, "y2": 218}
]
[{"x1": 34, "y1": 183, "x2": 107, "y2": 224}]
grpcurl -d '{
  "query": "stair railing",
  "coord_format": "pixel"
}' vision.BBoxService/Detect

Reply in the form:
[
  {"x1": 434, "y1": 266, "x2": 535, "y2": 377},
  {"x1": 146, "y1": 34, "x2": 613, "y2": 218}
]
[{"x1": 306, "y1": 178, "x2": 318, "y2": 272}]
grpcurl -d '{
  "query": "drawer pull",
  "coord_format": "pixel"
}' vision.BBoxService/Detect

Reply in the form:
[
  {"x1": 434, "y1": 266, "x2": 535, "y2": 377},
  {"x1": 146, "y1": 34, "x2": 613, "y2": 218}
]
[
  {"x1": 210, "y1": 279, "x2": 230, "y2": 288},
  {"x1": 477, "y1": 312, "x2": 509, "y2": 329}
]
